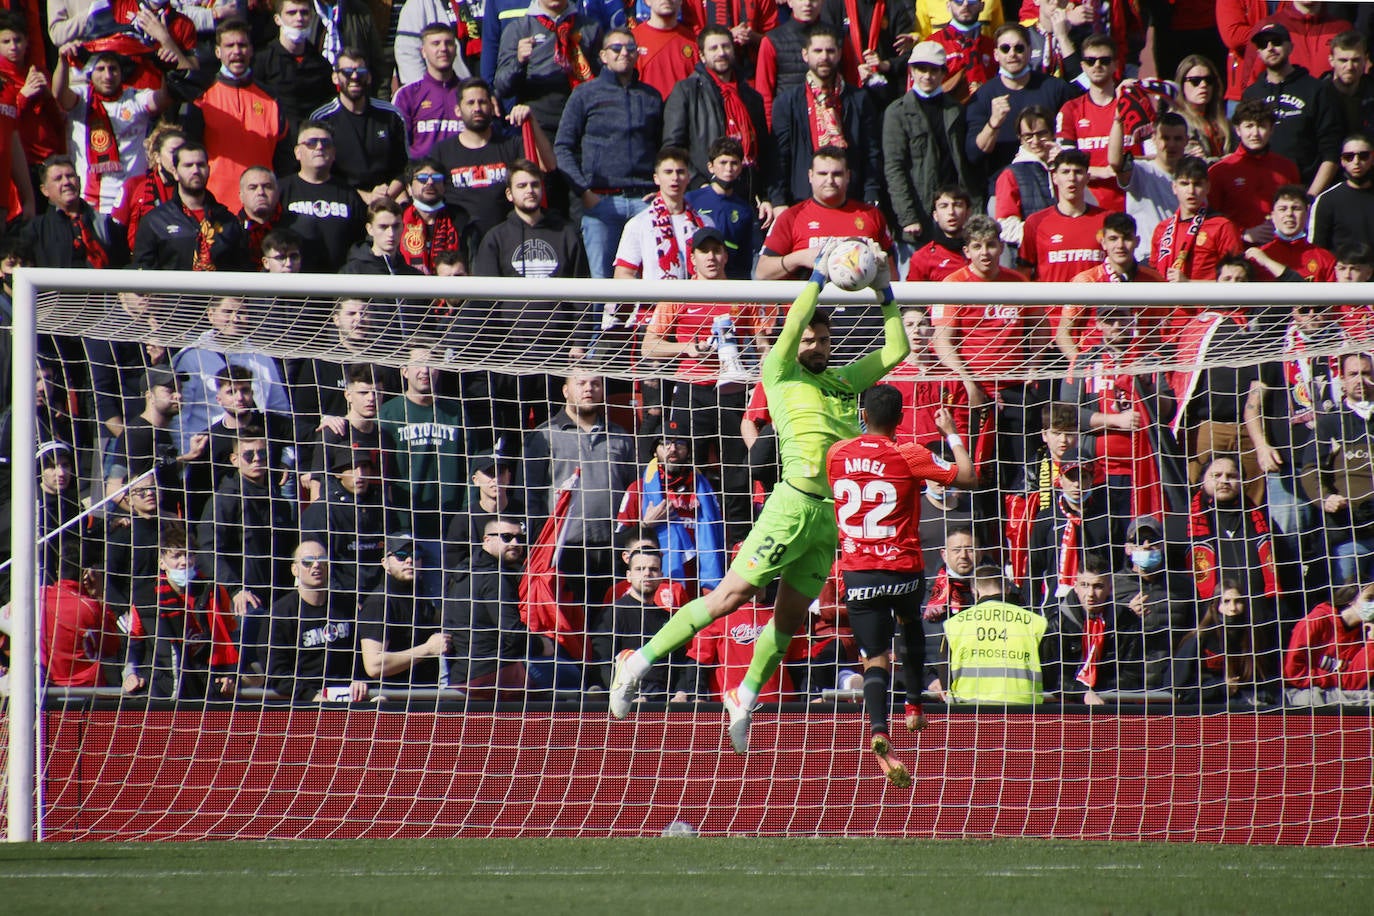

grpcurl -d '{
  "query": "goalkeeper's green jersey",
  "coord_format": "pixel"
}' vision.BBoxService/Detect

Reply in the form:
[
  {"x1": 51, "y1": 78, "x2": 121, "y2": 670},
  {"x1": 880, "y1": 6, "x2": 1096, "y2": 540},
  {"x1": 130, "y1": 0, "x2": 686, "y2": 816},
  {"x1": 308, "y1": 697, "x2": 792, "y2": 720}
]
[{"x1": 762, "y1": 281, "x2": 909, "y2": 495}]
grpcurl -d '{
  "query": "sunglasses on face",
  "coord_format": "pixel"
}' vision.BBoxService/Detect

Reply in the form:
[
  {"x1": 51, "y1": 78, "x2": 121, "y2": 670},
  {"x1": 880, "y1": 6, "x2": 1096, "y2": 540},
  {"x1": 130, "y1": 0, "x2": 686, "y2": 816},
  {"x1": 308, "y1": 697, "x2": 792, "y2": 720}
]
[
  {"x1": 336, "y1": 66, "x2": 369, "y2": 78},
  {"x1": 1256, "y1": 37, "x2": 1287, "y2": 50},
  {"x1": 1342, "y1": 150, "x2": 1372, "y2": 162},
  {"x1": 1081, "y1": 55, "x2": 1113, "y2": 67},
  {"x1": 300, "y1": 137, "x2": 333, "y2": 149},
  {"x1": 604, "y1": 42, "x2": 637, "y2": 55},
  {"x1": 390, "y1": 550, "x2": 412, "y2": 561},
  {"x1": 1019, "y1": 129, "x2": 1052, "y2": 140},
  {"x1": 998, "y1": 43, "x2": 1026, "y2": 54},
  {"x1": 1183, "y1": 75, "x2": 1215, "y2": 86},
  {"x1": 488, "y1": 531, "x2": 522, "y2": 543},
  {"x1": 298, "y1": 555, "x2": 327, "y2": 566},
  {"x1": 238, "y1": 448, "x2": 267, "y2": 462},
  {"x1": 412, "y1": 173, "x2": 445, "y2": 183}
]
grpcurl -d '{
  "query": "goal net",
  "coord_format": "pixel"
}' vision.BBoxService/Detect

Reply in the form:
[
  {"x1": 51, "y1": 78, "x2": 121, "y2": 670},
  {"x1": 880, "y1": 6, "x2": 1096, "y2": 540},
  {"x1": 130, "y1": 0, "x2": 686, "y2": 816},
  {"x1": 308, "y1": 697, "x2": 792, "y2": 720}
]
[{"x1": 4, "y1": 269, "x2": 1374, "y2": 845}]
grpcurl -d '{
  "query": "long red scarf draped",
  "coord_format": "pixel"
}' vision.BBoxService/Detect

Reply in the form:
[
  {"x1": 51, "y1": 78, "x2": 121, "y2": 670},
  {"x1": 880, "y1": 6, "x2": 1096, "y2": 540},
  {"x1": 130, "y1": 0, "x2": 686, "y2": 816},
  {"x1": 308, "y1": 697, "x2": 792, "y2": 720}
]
[
  {"x1": 707, "y1": 69, "x2": 757, "y2": 165},
  {"x1": 1187, "y1": 488, "x2": 1278, "y2": 600},
  {"x1": 649, "y1": 195, "x2": 702, "y2": 279},
  {"x1": 1056, "y1": 495, "x2": 1082, "y2": 597},
  {"x1": 1075, "y1": 614, "x2": 1105, "y2": 689},
  {"x1": 84, "y1": 88, "x2": 122, "y2": 207},
  {"x1": 181, "y1": 202, "x2": 217, "y2": 271},
  {"x1": 840, "y1": 0, "x2": 884, "y2": 86},
  {"x1": 535, "y1": 15, "x2": 594, "y2": 86},
  {"x1": 805, "y1": 71, "x2": 845, "y2": 150},
  {"x1": 1155, "y1": 209, "x2": 1206, "y2": 276},
  {"x1": 69, "y1": 210, "x2": 109, "y2": 270}
]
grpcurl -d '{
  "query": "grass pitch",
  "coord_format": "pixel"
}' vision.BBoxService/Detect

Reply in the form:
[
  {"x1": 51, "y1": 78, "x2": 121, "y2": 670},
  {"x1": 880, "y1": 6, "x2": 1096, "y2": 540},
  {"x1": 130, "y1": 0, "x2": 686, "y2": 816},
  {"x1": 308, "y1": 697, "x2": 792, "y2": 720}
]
[{"x1": 1, "y1": 837, "x2": 1369, "y2": 914}]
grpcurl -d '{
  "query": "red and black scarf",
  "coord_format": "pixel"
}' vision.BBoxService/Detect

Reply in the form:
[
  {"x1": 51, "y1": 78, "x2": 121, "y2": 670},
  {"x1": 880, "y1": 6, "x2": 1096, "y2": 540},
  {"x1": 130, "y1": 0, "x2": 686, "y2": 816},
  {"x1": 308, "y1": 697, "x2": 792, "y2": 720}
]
[
  {"x1": 536, "y1": 14, "x2": 594, "y2": 86},
  {"x1": 240, "y1": 202, "x2": 281, "y2": 267},
  {"x1": 1187, "y1": 488, "x2": 1278, "y2": 600},
  {"x1": 1155, "y1": 209, "x2": 1206, "y2": 276},
  {"x1": 181, "y1": 200, "x2": 218, "y2": 271},
  {"x1": 69, "y1": 209, "x2": 109, "y2": 270},
  {"x1": 399, "y1": 203, "x2": 461, "y2": 275},
  {"x1": 1055, "y1": 494, "x2": 1082, "y2": 597},
  {"x1": 84, "y1": 87, "x2": 123, "y2": 207}
]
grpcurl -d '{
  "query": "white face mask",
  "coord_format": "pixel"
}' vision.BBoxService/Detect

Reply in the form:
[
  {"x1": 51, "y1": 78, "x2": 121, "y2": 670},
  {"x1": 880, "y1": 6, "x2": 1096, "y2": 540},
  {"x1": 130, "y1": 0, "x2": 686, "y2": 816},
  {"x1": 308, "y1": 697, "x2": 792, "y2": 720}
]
[
  {"x1": 281, "y1": 24, "x2": 314, "y2": 43},
  {"x1": 166, "y1": 566, "x2": 196, "y2": 588}
]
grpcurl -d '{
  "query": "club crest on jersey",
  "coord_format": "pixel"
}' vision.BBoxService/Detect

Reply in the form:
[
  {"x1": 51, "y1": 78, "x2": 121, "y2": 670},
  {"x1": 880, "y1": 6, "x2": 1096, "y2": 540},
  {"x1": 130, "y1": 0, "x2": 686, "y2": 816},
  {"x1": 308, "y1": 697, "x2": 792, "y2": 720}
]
[{"x1": 729, "y1": 622, "x2": 764, "y2": 645}]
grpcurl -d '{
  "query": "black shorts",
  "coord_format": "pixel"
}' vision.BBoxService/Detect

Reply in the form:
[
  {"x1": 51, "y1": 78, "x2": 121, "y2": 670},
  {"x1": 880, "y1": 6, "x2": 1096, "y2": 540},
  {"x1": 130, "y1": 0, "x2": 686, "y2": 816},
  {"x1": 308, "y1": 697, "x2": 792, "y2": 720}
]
[{"x1": 843, "y1": 569, "x2": 927, "y2": 659}]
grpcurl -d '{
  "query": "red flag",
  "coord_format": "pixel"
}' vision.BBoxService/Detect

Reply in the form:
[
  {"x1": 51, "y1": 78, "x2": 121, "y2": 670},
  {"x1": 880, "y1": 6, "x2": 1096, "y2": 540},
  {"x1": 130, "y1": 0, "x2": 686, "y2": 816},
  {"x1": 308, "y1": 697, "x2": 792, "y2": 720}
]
[{"x1": 519, "y1": 469, "x2": 587, "y2": 660}]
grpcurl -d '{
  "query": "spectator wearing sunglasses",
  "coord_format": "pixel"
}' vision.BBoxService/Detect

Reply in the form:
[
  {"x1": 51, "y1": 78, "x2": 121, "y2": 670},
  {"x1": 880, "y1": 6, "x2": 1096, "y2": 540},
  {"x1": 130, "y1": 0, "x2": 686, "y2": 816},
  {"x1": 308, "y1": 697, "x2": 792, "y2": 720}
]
[
  {"x1": 1240, "y1": 22, "x2": 1344, "y2": 194},
  {"x1": 1311, "y1": 134, "x2": 1374, "y2": 253},
  {"x1": 360, "y1": 532, "x2": 449, "y2": 689},
  {"x1": 965, "y1": 22, "x2": 1077, "y2": 195},
  {"x1": 309, "y1": 50, "x2": 410, "y2": 204},
  {"x1": 266, "y1": 539, "x2": 369, "y2": 703}
]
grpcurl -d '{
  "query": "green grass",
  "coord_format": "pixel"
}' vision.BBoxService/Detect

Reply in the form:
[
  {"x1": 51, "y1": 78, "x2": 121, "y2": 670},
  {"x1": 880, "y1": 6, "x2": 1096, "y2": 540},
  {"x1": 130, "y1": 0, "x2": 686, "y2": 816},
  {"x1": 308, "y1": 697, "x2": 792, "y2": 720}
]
[{"x1": 1, "y1": 838, "x2": 1370, "y2": 914}]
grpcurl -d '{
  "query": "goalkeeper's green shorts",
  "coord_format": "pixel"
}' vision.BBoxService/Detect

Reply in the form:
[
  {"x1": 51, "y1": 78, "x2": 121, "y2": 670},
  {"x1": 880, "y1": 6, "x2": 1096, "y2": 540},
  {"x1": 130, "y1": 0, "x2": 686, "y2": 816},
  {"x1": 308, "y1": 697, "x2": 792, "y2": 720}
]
[{"x1": 731, "y1": 481, "x2": 837, "y2": 600}]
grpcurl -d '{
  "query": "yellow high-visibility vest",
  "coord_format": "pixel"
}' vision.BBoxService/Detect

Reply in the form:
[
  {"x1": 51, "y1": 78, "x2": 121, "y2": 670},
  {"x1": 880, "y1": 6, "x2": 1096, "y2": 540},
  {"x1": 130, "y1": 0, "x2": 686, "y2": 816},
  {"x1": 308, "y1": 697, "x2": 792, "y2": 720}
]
[{"x1": 945, "y1": 599, "x2": 1047, "y2": 705}]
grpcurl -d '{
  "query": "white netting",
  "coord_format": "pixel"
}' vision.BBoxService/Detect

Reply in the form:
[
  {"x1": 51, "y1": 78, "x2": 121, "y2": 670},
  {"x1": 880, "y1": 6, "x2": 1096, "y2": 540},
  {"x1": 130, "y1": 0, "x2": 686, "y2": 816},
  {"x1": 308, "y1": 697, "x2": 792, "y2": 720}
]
[{"x1": 5, "y1": 270, "x2": 1374, "y2": 845}]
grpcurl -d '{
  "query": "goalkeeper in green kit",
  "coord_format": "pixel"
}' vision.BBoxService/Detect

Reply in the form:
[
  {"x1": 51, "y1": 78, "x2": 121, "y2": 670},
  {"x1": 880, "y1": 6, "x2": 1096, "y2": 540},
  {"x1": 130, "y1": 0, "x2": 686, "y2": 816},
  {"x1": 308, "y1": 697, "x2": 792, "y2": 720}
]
[{"x1": 609, "y1": 239, "x2": 909, "y2": 753}]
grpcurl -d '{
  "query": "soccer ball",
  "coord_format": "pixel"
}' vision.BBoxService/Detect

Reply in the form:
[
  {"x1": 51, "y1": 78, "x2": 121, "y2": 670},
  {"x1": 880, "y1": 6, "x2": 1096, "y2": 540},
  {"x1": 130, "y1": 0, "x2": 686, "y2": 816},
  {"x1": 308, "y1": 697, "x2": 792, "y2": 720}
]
[{"x1": 826, "y1": 239, "x2": 878, "y2": 291}]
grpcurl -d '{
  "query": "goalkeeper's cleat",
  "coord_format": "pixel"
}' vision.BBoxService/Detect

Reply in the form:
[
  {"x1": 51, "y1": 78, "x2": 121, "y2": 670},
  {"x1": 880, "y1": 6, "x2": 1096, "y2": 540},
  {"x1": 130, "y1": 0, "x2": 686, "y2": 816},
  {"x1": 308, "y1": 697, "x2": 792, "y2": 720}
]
[
  {"x1": 608, "y1": 649, "x2": 640, "y2": 720},
  {"x1": 905, "y1": 702, "x2": 928, "y2": 733},
  {"x1": 870, "y1": 731, "x2": 892, "y2": 756},
  {"x1": 723, "y1": 688, "x2": 753, "y2": 755},
  {"x1": 875, "y1": 751, "x2": 912, "y2": 789}
]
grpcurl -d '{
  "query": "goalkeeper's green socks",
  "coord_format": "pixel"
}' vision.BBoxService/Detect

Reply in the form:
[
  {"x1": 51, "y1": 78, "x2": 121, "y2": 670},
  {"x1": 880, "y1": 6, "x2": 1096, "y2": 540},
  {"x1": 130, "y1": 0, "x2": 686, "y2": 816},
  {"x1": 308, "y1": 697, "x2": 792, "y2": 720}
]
[
  {"x1": 737, "y1": 620, "x2": 793, "y2": 708},
  {"x1": 633, "y1": 597, "x2": 717, "y2": 674}
]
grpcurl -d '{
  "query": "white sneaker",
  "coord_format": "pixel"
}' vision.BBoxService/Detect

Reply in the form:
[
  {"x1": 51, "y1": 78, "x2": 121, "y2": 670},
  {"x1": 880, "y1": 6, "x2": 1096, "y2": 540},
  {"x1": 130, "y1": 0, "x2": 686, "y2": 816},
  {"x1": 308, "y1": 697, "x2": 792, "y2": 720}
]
[
  {"x1": 608, "y1": 649, "x2": 640, "y2": 719},
  {"x1": 723, "y1": 688, "x2": 753, "y2": 755}
]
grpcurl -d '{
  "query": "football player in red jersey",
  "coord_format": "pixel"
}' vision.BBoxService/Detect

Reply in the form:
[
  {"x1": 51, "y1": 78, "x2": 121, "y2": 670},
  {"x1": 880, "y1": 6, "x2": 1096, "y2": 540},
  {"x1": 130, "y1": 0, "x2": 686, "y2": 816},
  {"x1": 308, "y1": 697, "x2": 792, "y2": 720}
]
[{"x1": 826, "y1": 384, "x2": 975, "y2": 785}]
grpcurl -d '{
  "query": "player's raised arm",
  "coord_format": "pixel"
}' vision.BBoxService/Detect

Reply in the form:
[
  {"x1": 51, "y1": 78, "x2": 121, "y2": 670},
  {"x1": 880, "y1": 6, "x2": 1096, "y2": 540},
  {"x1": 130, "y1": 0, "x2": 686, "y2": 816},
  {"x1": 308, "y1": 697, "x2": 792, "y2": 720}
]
[
  {"x1": 843, "y1": 243, "x2": 910, "y2": 388},
  {"x1": 764, "y1": 240, "x2": 841, "y2": 376}
]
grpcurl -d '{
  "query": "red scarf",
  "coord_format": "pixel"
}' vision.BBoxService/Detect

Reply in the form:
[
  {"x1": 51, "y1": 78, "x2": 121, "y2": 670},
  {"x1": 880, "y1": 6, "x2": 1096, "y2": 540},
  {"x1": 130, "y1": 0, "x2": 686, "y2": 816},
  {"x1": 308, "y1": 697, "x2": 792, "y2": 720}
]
[
  {"x1": 84, "y1": 88, "x2": 123, "y2": 207},
  {"x1": 182, "y1": 201, "x2": 217, "y2": 272},
  {"x1": 535, "y1": 14, "x2": 594, "y2": 86},
  {"x1": 648, "y1": 195, "x2": 703, "y2": 279},
  {"x1": 241, "y1": 202, "x2": 281, "y2": 266},
  {"x1": 68, "y1": 209, "x2": 109, "y2": 270},
  {"x1": 1187, "y1": 488, "x2": 1278, "y2": 600},
  {"x1": 707, "y1": 69, "x2": 757, "y2": 165},
  {"x1": 1056, "y1": 494, "x2": 1082, "y2": 597},
  {"x1": 805, "y1": 72, "x2": 845, "y2": 150},
  {"x1": 448, "y1": 0, "x2": 482, "y2": 57},
  {"x1": 1155, "y1": 209, "x2": 1206, "y2": 276},
  {"x1": 399, "y1": 203, "x2": 461, "y2": 275},
  {"x1": 922, "y1": 567, "x2": 972, "y2": 621},
  {"x1": 1075, "y1": 613, "x2": 1106, "y2": 689},
  {"x1": 840, "y1": 0, "x2": 884, "y2": 86}
]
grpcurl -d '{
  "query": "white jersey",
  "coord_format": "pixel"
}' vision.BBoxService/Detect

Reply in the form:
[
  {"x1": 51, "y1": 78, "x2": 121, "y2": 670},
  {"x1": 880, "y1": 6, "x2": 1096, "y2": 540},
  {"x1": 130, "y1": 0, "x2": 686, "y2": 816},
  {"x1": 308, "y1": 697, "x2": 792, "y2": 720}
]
[{"x1": 69, "y1": 85, "x2": 157, "y2": 214}]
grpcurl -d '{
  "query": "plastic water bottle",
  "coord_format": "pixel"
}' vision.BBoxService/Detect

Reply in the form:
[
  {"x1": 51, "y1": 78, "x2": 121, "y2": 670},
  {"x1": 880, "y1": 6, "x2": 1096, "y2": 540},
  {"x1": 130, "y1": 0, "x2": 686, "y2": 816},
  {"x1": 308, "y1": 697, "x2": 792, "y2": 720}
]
[
  {"x1": 662, "y1": 820, "x2": 699, "y2": 837},
  {"x1": 711, "y1": 315, "x2": 748, "y2": 386}
]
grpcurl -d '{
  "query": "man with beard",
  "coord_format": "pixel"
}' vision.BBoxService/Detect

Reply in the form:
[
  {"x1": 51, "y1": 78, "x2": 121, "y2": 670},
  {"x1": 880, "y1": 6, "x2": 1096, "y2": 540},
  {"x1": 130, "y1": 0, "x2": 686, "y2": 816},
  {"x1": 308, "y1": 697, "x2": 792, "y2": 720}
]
[
  {"x1": 607, "y1": 239, "x2": 907, "y2": 755},
  {"x1": 1311, "y1": 134, "x2": 1374, "y2": 252},
  {"x1": 52, "y1": 48, "x2": 169, "y2": 215},
  {"x1": 309, "y1": 49, "x2": 408, "y2": 201},
  {"x1": 277, "y1": 120, "x2": 365, "y2": 272},
  {"x1": 106, "y1": 367, "x2": 208, "y2": 516},
  {"x1": 266, "y1": 540, "x2": 368, "y2": 703},
  {"x1": 132, "y1": 142, "x2": 248, "y2": 270},
  {"x1": 434, "y1": 78, "x2": 545, "y2": 244},
  {"x1": 359, "y1": 533, "x2": 448, "y2": 689},
  {"x1": 1300, "y1": 353, "x2": 1374, "y2": 587}
]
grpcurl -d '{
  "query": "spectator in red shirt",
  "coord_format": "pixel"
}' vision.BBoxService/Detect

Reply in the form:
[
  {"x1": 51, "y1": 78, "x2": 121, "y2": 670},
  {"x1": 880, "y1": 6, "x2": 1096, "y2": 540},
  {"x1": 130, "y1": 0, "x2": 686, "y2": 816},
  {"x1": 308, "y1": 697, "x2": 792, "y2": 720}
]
[
  {"x1": 41, "y1": 538, "x2": 123, "y2": 688},
  {"x1": 1019, "y1": 149, "x2": 1107, "y2": 293},
  {"x1": 923, "y1": 0, "x2": 996, "y2": 104},
  {"x1": 1207, "y1": 99, "x2": 1301, "y2": 243},
  {"x1": 1057, "y1": 212, "x2": 1166, "y2": 361},
  {"x1": 1056, "y1": 33, "x2": 1136, "y2": 212},
  {"x1": 1249, "y1": 184, "x2": 1336, "y2": 281},
  {"x1": 633, "y1": 0, "x2": 699, "y2": 102},
  {"x1": 1150, "y1": 156, "x2": 1244, "y2": 282},
  {"x1": 905, "y1": 183, "x2": 972, "y2": 281},
  {"x1": 1284, "y1": 582, "x2": 1374, "y2": 706}
]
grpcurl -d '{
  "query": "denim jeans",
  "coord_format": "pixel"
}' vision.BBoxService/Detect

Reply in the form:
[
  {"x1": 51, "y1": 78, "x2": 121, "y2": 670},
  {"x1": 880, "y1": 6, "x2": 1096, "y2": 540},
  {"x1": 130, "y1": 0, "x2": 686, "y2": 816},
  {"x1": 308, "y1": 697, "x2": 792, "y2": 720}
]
[{"x1": 581, "y1": 193, "x2": 648, "y2": 279}]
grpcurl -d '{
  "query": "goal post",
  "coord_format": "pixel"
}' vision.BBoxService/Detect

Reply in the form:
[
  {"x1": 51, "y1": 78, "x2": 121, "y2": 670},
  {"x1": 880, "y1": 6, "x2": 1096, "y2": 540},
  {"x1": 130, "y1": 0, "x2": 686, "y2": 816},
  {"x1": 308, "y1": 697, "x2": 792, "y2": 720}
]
[{"x1": 7, "y1": 267, "x2": 1374, "y2": 844}]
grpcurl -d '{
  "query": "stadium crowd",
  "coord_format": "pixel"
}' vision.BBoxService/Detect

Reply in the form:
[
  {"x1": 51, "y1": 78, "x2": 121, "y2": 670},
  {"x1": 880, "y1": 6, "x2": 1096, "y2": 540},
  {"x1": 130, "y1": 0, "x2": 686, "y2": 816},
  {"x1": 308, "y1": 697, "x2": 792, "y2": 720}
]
[{"x1": 8, "y1": 0, "x2": 1374, "y2": 711}]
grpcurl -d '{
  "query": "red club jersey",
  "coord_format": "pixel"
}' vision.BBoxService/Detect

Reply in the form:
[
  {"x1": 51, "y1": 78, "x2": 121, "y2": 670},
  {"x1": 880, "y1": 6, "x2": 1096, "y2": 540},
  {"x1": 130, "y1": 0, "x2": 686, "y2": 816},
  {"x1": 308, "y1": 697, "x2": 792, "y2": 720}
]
[
  {"x1": 934, "y1": 265, "x2": 1033, "y2": 382},
  {"x1": 647, "y1": 300, "x2": 775, "y2": 382},
  {"x1": 884, "y1": 360, "x2": 968, "y2": 446},
  {"x1": 1056, "y1": 93, "x2": 1141, "y2": 212},
  {"x1": 689, "y1": 602, "x2": 804, "y2": 702},
  {"x1": 632, "y1": 22, "x2": 699, "y2": 103},
  {"x1": 905, "y1": 240, "x2": 969, "y2": 281},
  {"x1": 1257, "y1": 237, "x2": 1336, "y2": 282},
  {"x1": 761, "y1": 198, "x2": 892, "y2": 273},
  {"x1": 826, "y1": 433, "x2": 957, "y2": 574},
  {"x1": 1207, "y1": 148, "x2": 1300, "y2": 232},
  {"x1": 1149, "y1": 212, "x2": 1243, "y2": 280},
  {"x1": 1019, "y1": 204, "x2": 1108, "y2": 283}
]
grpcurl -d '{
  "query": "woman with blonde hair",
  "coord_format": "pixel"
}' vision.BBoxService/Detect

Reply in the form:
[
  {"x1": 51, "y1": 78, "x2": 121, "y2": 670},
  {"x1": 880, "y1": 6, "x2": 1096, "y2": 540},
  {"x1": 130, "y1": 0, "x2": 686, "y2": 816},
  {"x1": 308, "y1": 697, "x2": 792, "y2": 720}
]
[{"x1": 1172, "y1": 55, "x2": 1233, "y2": 162}]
